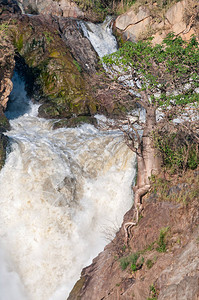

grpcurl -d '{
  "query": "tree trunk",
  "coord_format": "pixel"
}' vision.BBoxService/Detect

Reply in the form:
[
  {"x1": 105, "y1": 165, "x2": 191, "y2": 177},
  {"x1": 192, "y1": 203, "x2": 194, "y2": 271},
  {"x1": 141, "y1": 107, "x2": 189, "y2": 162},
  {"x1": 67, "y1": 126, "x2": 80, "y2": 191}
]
[
  {"x1": 134, "y1": 105, "x2": 161, "y2": 212},
  {"x1": 124, "y1": 105, "x2": 162, "y2": 242}
]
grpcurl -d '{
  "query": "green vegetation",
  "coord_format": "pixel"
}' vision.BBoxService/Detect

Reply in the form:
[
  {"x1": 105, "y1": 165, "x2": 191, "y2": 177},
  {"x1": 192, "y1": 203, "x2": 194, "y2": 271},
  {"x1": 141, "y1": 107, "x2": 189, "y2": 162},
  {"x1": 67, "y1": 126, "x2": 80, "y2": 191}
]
[
  {"x1": 103, "y1": 33, "x2": 199, "y2": 206},
  {"x1": 14, "y1": 33, "x2": 23, "y2": 52},
  {"x1": 72, "y1": 0, "x2": 186, "y2": 18},
  {"x1": 156, "y1": 227, "x2": 169, "y2": 253},
  {"x1": 154, "y1": 130, "x2": 199, "y2": 174},
  {"x1": 43, "y1": 32, "x2": 53, "y2": 44},
  {"x1": 147, "y1": 284, "x2": 158, "y2": 300},
  {"x1": 73, "y1": 59, "x2": 82, "y2": 73},
  {"x1": 120, "y1": 252, "x2": 144, "y2": 271},
  {"x1": 150, "y1": 172, "x2": 199, "y2": 204},
  {"x1": 146, "y1": 259, "x2": 154, "y2": 269},
  {"x1": 103, "y1": 33, "x2": 199, "y2": 108}
]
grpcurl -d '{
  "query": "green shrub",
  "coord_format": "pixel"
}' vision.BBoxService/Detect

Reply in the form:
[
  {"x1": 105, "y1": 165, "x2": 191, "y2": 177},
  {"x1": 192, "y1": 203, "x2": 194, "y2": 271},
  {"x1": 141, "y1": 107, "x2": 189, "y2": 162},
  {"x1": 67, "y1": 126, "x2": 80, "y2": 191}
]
[
  {"x1": 120, "y1": 257, "x2": 129, "y2": 270},
  {"x1": 156, "y1": 227, "x2": 169, "y2": 253},
  {"x1": 147, "y1": 284, "x2": 158, "y2": 300},
  {"x1": 120, "y1": 252, "x2": 144, "y2": 272}
]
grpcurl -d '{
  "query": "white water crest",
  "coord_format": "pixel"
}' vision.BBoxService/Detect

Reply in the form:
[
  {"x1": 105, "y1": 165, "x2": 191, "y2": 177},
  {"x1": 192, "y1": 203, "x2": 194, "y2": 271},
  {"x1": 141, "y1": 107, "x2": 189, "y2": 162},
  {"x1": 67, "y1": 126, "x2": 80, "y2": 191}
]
[
  {"x1": 0, "y1": 73, "x2": 136, "y2": 300},
  {"x1": 79, "y1": 16, "x2": 118, "y2": 57}
]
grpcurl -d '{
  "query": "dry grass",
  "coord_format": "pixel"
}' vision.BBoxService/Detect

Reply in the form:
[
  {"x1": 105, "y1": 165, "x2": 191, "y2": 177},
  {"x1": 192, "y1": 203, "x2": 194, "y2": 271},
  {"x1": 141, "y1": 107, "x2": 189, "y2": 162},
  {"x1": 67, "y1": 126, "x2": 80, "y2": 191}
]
[{"x1": 150, "y1": 168, "x2": 199, "y2": 204}]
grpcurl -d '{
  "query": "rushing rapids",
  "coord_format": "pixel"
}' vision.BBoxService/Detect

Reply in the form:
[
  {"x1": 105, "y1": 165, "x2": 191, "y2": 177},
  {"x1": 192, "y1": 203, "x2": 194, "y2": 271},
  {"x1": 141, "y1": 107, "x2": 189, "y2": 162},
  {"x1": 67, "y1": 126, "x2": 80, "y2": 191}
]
[
  {"x1": 0, "y1": 71, "x2": 136, "y2": 300},
  {"x1": 79, "y1": 16, "x2": 118, "y2": 57},
  {"x1": 0, "y1": 18, "x2": 137, "y2": 300}
]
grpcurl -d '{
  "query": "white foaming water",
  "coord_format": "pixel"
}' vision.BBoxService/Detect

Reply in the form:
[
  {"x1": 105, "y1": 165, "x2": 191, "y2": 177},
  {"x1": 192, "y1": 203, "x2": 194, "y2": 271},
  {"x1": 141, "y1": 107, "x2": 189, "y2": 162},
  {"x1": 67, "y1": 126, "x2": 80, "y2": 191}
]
[
  {"x1": 0, "y1": 73, "x2": 136, "y2": 300},
  {"x1": 79, "y1": 16, "x2": 118, "y2": 58}
]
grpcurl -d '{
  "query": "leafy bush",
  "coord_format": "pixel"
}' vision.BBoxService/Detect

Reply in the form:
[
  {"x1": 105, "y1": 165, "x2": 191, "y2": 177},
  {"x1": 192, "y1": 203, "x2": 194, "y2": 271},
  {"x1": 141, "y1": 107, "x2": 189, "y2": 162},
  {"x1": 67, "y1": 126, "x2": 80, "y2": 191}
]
[{"x1": 120, "y1": 256, "x2": 130, "y2": 270}]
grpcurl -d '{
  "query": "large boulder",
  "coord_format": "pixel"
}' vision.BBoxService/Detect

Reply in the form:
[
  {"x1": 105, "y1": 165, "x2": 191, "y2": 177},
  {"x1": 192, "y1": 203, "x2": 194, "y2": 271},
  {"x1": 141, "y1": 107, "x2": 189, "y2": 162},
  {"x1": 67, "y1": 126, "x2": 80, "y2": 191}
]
[
  {"x1": 115, "y1": 6, "x2": 151, "y2": 41},
  {"x1": 13, "y1": 14, "x2": 96, "y2": 118}
]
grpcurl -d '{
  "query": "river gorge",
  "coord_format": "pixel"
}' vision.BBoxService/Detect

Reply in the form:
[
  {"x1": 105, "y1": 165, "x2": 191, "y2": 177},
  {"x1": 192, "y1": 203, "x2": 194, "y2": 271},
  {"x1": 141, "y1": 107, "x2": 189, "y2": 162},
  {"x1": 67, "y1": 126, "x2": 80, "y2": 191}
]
[{"x1": 0, "y1": 19, "x2": 136, "y2": 300}]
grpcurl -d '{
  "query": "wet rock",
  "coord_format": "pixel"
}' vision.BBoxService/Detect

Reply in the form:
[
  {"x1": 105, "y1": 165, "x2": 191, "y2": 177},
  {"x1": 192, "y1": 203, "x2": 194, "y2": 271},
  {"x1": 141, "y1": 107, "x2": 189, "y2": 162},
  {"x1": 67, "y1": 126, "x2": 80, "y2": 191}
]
[
  {"x1": 0, "y1": 11, "x2": 97, "y2": 118},
  {"x1": 0, "y1": 11, "x2": 15, "y2": 109},
  {"x1": 0, "y1": 107, "x2": 10, "y2": 133},
  {"x1": 53, "y1": 116, "x2": 97, "y2": 129},
  {"x1": 57, "y1": 17, "x2": 99, "y2": 74},
  {"x1": 0, "y1": 133, "x2": 8, "y2": 170},
  {"x1": 0, "y1": 0, "x2": 21, "y2": 17}
]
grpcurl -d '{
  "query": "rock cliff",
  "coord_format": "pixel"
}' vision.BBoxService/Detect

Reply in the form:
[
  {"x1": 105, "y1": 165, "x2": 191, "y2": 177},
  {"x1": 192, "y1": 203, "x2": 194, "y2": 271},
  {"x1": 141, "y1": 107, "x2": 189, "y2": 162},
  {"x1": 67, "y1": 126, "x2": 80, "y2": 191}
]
[
  {"x1": 68, "y1": 171, "x2": 199, "y2": 299},
  {"x1": 115, "y1": 0, "x2": 199, "y2": 44}
]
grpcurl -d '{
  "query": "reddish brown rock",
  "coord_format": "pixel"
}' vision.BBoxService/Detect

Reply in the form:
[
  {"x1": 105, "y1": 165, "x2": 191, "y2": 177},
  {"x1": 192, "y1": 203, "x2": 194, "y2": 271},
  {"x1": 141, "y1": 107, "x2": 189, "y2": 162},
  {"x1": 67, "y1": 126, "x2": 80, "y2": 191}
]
[{"x1": 68, "y1": 173, "x2": 199, "y2": 300}]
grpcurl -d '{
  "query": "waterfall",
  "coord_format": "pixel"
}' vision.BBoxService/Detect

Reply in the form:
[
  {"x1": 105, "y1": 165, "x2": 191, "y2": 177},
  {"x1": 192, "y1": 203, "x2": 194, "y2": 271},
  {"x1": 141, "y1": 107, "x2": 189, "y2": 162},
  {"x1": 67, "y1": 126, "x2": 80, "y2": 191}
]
[
  {"x1": 0, "y1": 72, "x2": 136, "y2": 300},
  {"x1": 79, "y1": 16, "x2": 118, "y2": 57}
]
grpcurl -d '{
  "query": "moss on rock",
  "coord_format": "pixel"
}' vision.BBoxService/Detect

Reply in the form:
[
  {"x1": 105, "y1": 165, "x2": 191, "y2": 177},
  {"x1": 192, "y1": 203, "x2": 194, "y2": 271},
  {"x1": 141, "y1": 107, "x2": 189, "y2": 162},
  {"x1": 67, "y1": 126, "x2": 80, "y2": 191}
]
[{"x1": 9, "y1": 16, "x2": 96, "y2": 119}]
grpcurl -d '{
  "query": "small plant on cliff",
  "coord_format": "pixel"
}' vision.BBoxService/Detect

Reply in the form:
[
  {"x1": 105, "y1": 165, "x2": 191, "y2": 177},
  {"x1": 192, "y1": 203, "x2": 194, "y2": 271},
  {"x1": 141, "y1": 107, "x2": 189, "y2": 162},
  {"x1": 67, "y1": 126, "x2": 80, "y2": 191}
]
[
  {"x1": 146, "y1": 259, "x2": 154, "y2": 269},
  {"x1": 120, "y1": 252, "x2": 144, "y2": 271},
  {"x1": 120, "y1": 256, "x2": 130, "y2": 270},
  {"x1": 147, "y1": 283, "x2": 158, "y2": 300},
  {"x1": 156, "y1": 226, "x2": 169, "y2": 253}
]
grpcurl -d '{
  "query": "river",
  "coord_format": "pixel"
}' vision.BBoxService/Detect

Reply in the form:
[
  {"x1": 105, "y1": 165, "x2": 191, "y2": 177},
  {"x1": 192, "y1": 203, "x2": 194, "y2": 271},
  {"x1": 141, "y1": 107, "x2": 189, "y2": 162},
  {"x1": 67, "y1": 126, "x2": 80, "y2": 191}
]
[{"x1": 0, "y1": 19, "x2": 136, "y2": 300}]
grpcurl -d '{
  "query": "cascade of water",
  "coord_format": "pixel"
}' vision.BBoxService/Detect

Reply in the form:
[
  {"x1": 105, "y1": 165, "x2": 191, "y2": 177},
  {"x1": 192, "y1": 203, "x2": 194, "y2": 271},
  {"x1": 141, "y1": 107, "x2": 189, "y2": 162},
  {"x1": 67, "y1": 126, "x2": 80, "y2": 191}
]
[
  {"x1": 79, "y1": 16, "x2": 118, "y2": 58},
  {"x1": 0, "y1": 72, "x2": 136, "y2": 300}
]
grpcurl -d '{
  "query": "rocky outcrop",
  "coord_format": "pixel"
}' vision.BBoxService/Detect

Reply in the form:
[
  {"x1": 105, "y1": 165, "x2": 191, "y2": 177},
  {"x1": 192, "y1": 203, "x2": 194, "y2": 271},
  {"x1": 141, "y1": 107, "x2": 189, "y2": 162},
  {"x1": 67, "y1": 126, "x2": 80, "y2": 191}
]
[
  {"x1": 12, "y1": 14, "x2": 97, "y2": 118},
  {"x1": 17, "y1": 0, "x2": 84, "y2": 18},
  {"x1": 0, "y1": 0, "x2": 99, "y2": 119},
  {"x1": 17, "y1": 0, "x2": 108, "y2": 22},
  {"x1": 57, "y1": 17, "x2": 99, "y2": 74},
  {"x1": 68, "y1": 171, "x2": 199, "y2": 299},
  {"x1": 115, "y1": 0, "x2": 199, "y2": 44},
  {"x1": 0, "y1": 20, "x2": 15, "y2": 109}
]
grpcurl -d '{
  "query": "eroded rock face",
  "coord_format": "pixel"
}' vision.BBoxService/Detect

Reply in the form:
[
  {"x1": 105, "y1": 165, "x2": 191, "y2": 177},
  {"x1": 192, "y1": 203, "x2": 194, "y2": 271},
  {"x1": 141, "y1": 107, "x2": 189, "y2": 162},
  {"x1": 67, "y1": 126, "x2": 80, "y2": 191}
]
[
  {"x1": 68, "y1": 175, "x2": 199, "y2": 300},
  {"x1": 114, "y1": 0, "x2": 199, "y2": 44}
]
